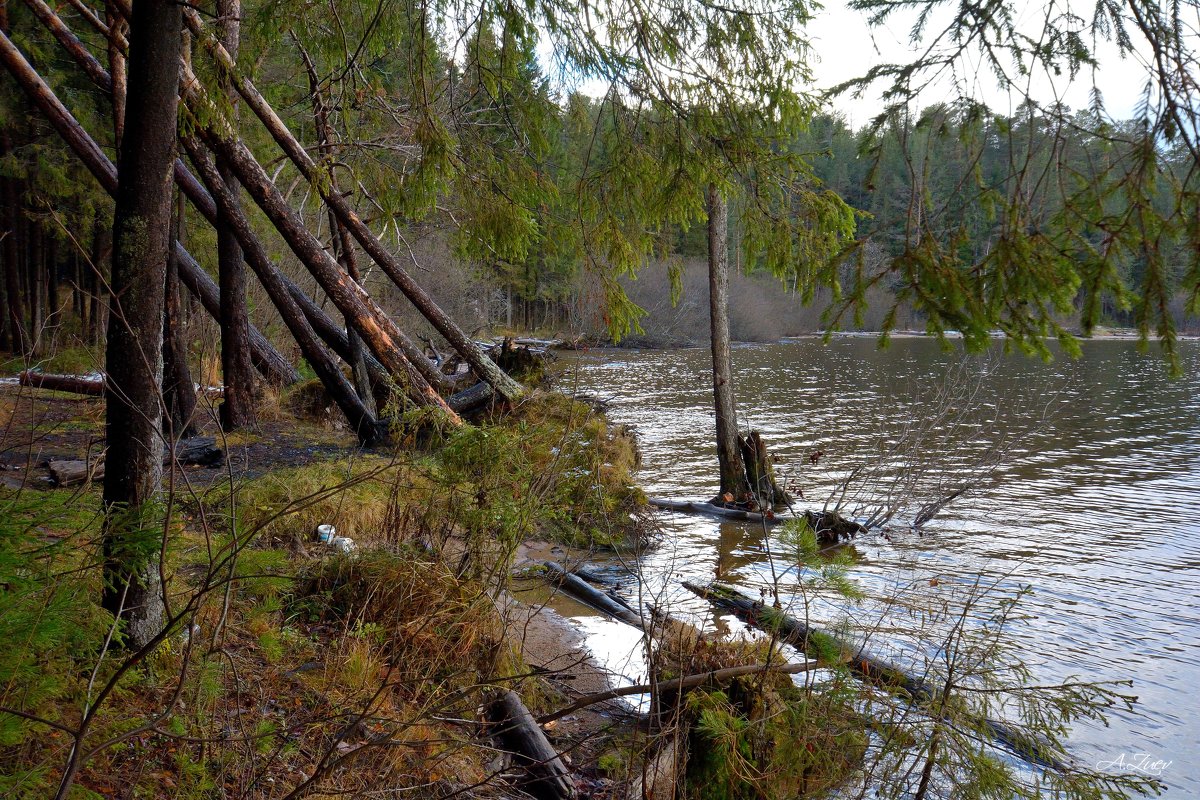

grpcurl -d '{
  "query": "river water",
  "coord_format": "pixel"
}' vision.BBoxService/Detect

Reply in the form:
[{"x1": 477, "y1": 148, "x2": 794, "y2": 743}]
[{"x1": 560, "y1": 337, "x2": 1199, "y2": 797}]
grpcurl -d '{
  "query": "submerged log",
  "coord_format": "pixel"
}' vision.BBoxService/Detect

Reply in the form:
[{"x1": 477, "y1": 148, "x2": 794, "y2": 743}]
[
  {"x1": 650, "y1": 497, "x2": 776, "y2": 525},
  {"x1": 543, "y1": 561, "x2": 646, "y2": 630},
  {"x1": 487, "y1": 689, "x2": 575, "y2": 800},
  {"x1": 649, "y1": 498, "x2": 865, "y2": 543},
  {"x1": 19, "y1": 371, "x2": 104, "y2": 395},
  {"x1": 684, "y1": 581, "x2": 1070, "y2": 771}
]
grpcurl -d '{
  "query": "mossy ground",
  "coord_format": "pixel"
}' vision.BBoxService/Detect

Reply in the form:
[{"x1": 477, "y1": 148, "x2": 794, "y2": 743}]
[{"x1": 0, "y1": 383, "x2": 646, "y2": 798}]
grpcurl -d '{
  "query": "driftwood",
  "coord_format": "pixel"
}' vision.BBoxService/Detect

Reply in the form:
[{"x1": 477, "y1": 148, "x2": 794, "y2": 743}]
[
  {"x1": 538, "y1": 659, "x2": 818, "y2": 725},
  {"x1": 487, "y1": 689, "x2": 575, "y2": 800},
  {"x1": 650, "y1": 497, "x2": 776, "y2": 524},
  {"x1": 19, "y1": 371, "x2": 104, "y2": 396},
  {"x1": 684, "y1": 581, "x2": 1070, "y2": 771},
  {"x1": 543, "y1": 561, "x2": 646, "y2": 630},
  {"x1": 48, "y1": 437, "x2": 224, "y2": 486}
]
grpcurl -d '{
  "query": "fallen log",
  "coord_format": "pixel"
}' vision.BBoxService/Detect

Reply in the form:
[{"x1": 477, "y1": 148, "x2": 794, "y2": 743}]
[
  {"x1": 537, "y1": 659, "x2": 818, "y2": 725},
  {"x1": 650, "y1": 497, "x2": 775, "y2": 524},
  {"x1": 48, "y1": 437, "x2": 225, "y2": 486},
  {"x1": 684, "y1": 581, "x2": 1069, "y2": 771},
  {"x1": 446, "y1": 381, "x2": 494, "y2": 415},
  {"x1": 180, "y1": 6, "x2": 526, "y2": 404},
  {"x1": 19, "y1": 371, "x2": 104, "y2": 396},
  {"x1": 543, "y1": 561, "x2": 646, "y2": 630},
  {"x1": 486, "y1": 689, "x2": 575, "y2": 800},
  {"x1": 180, "y1": 77, "x2": 461, "y2": 425},
  {"x1": 180, "y1": 136, "x2": 385, "y2": 443}
]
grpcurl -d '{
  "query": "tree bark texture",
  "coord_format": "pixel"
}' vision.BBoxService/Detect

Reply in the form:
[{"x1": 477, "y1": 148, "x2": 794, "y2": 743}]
[
  {"x1": 104, "y1": 0, "x2": 127, "y2": 147},
  {"x1": 214, "y1": 0, "x2": 255, "y2": 430},
  {"x1": 707, "y1": 184, "x2": 749, "y2": 504},
  {"x1": 101, "y1": 0, "x2": 182, "y2": 649}
]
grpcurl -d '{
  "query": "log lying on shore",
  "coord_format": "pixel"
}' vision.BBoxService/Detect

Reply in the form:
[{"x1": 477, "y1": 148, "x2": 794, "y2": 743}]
[
  {"x1": 684, "y1": 581, "x2": 1070, "y2": 771},
  {"x1": 19, "y1": 371, "x2": 227, "y2": 401},
  {"x1": 486, "y1": 689, "x2": 575, "y2": 800},
  {"x1": 19, "y1": 371, "x2": 104, "y2": 396},
  {"x1": 48, "y1": 437, "x2": 225, "y2": 486},
  {"x1": 543, "y1": 561, "x2": 647, "y2": 630}
]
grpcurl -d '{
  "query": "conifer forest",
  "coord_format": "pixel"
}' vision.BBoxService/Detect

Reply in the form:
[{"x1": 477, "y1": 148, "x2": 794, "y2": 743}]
[{"x1": 0, "y1": 0, "x2": 1197, "y2": 796}]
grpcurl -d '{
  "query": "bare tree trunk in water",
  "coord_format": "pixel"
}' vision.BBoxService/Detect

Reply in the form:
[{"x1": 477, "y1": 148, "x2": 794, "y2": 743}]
[
  {"x1": 707, "y1": 184, "x2": 750, "y2": 505},
  {"x1": 163, "y1": 191, "x2": 197, "y2": 438},
  {"x1": 101, "y1": 0, "x2": 182, "y2": 651},
  {"x1": 214, "y1": 0, "x2": 255, "y2": 430}
]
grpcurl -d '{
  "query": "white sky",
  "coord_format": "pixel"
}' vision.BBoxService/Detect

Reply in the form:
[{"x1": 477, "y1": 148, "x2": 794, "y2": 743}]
[{"x1": 806, "y1": 0, "x2": 1157, "y2": 126}]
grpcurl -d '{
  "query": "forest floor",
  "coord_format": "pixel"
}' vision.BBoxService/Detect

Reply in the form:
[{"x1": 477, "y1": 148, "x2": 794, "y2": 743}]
[{"x1": 0, "y1": 381, "x2": 650, "y2": 798}]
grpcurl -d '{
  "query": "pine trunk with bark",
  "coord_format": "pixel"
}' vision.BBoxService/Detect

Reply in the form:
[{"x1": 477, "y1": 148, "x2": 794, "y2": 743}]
[
  {"x1": 101, "y1": 0, "x2": 182, "y2": 650},
  {"x1": 214, "y1": 0, "x2": 255, "y2": 430}
]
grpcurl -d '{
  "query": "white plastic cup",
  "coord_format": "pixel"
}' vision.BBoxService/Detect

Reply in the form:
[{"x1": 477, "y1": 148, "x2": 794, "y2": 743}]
[{"x1": 316, "y1": 524, "x2": 335, "y2": 543}]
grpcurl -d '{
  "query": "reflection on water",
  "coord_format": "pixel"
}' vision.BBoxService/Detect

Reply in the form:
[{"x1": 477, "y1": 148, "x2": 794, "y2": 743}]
[{"x1": 566, "y1": 338, "x2": 1199, "y2": 796}]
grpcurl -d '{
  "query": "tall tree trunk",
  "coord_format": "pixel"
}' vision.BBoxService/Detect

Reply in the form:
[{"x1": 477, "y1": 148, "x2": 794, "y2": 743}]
[
  {"x1": 162, "y1": 191, "x2": 197, "y2": 438},
  {"x1": 105, "y1": 0, "x2": 126, "y2": 148},
  {"x1": 101, "y1": 0, "x2": 182, "y2": 650},
  {"x1": 214, "y1": 0, "x2": 254, "y2": 430},
  {"x1": 707, "y1": 184, "x2": 749, "y2": 505},
  {"x1": 88, "y1": 211, "x2": 110, "y2": 344},
  {"x1": 45, "y1": 229, "x2": 59, "y2": 325},
  {"x1": 28, "y1": 220, "x2": 43, "y2": 351}
]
